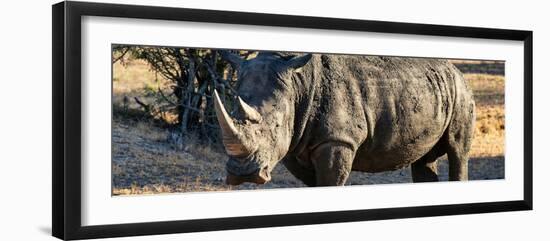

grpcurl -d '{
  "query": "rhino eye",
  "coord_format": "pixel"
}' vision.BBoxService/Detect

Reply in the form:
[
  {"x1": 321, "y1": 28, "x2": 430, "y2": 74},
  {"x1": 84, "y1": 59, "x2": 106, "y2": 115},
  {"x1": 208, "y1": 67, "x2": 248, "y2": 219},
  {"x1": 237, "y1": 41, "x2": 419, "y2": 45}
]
[{"x1": 241, "y1": 94, "x2": 251, "y2": 100}]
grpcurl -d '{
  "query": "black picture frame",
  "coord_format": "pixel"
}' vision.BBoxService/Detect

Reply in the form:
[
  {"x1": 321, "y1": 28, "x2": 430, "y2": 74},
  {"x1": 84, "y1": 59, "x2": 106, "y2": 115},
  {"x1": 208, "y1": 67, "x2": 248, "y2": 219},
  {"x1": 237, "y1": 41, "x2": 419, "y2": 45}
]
[{"x1": 52, "y1": 1, "x2": 533, "y2": 240}]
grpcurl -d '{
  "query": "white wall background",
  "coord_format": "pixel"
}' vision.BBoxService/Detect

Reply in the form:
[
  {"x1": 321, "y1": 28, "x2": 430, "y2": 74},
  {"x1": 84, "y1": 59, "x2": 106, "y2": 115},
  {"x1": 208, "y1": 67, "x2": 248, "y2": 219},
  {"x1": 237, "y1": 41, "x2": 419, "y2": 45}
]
[{"x1": 0, "y1": 0, "x2": 547, "y2": 240}]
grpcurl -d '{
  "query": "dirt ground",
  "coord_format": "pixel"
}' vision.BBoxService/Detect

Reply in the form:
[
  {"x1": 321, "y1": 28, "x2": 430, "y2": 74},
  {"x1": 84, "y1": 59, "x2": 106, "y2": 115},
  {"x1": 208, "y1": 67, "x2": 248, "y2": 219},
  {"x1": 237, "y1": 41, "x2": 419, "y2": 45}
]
[{"x1": 112, "y1": 59, "x2": 505, "y2": 195}]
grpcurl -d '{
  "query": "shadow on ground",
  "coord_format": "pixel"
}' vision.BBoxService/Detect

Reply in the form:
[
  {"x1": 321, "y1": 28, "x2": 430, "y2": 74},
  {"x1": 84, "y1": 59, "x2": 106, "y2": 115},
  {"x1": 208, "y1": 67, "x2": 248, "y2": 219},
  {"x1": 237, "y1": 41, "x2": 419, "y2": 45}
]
[{"x1": 348, "y1": 156, "x2": 504, "y2": 185}]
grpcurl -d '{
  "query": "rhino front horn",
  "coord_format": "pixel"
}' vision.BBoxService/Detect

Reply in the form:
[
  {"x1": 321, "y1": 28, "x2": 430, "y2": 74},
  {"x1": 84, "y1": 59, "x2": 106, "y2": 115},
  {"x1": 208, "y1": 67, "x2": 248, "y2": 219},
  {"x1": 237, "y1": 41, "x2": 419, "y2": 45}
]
[{"x1": 213, "y1": 90, "x2": 254, "y2": 157}]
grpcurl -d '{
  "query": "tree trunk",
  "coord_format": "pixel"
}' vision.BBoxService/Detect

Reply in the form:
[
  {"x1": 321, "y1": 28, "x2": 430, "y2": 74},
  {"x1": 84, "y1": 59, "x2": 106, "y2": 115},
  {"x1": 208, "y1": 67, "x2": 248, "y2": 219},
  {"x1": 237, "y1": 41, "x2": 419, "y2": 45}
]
[{"x1": 181, "y1": 51, "x2": 196, "y2": 133}]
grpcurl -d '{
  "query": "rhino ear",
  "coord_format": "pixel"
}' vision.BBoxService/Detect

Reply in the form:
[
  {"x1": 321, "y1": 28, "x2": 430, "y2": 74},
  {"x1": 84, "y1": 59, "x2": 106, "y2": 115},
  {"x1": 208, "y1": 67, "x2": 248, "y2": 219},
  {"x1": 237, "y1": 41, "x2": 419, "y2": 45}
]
[
  {"x1": 219, "y1": 50, "x2": 244, "y2": 70},
  {"x1": 286, "y1": 54, "x2": 312, "y2": 70}
]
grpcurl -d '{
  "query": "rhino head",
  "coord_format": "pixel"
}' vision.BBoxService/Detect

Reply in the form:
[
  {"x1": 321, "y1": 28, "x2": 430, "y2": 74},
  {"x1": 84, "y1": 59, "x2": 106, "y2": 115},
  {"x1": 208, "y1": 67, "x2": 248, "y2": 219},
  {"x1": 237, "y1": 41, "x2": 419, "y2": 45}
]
[{"x1": 214, "y1": 51, "x2": 312, "y2": 185}]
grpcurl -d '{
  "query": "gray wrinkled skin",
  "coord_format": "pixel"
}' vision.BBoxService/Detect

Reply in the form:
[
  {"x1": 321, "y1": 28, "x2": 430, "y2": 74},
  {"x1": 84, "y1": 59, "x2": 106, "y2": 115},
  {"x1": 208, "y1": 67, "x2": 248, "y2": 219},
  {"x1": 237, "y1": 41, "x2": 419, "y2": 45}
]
[{"x1": 222, "y1": 52, "x2": 475, "y2": 186}]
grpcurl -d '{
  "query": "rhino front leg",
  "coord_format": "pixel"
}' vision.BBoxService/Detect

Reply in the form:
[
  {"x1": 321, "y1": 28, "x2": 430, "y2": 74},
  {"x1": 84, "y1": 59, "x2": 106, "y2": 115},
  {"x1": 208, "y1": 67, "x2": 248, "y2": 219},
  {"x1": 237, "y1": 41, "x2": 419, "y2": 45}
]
[
  {"x1": 311, "y1": 142, "x2": 355, "y2": 186},
  {"x1": 282, "y1": 157, "x2": 317, "y2": 187}
]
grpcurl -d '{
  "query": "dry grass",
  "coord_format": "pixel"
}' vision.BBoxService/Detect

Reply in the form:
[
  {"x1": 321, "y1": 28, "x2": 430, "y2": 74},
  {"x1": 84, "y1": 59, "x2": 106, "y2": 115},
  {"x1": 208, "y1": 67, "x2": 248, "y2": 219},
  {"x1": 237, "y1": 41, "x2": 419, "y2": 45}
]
[
  {"x1": 465, "y1": 73, "x2": 505, "y2": 106},
  {"x1": 112, "y1": 60, "x2": 174, "y2": 117},
  {"x1": 111, "y1": 118, "x2": 304, "y2": 195},
  {"x1": 465, "y1": 73, "x2": 505, "y2": 158},
  {"x1": 113, "y1": 60, "x2": 167, "y2": 95},
  {"x1": 111, "y1": 119, "x2": 234, "y2": 195},
  {"x1": 113, "y1": 181, "x2": 229, "y2": 195}
]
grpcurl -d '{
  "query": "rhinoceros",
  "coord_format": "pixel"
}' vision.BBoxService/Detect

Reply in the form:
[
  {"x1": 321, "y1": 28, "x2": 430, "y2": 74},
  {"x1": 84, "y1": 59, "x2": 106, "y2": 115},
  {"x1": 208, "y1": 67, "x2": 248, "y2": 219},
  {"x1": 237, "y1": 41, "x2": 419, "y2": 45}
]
[{"x1": 213, "y1": 51, "x2": 475, "y2": 186}]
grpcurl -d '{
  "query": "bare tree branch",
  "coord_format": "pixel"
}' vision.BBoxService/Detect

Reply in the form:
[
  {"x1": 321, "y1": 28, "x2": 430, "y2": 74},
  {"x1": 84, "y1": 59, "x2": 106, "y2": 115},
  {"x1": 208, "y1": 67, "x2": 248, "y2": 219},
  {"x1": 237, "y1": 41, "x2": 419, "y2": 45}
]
[
  {"x1": 134, "y1": 97, "x2": 149, "y2": 111},
  {"x1": 112, "y1": 47, "x2": 130, "y2": 64}
]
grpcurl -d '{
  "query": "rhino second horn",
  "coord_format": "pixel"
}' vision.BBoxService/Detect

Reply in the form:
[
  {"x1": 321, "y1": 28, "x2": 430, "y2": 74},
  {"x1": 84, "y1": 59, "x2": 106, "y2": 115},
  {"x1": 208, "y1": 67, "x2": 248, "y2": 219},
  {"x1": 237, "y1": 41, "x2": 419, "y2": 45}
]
[
  {"x1": 213, "y1": 90, "x2": 253, "y2": 157},
  {"x1": 237, "y1": 97, "x2": 262, "y2": 123}
]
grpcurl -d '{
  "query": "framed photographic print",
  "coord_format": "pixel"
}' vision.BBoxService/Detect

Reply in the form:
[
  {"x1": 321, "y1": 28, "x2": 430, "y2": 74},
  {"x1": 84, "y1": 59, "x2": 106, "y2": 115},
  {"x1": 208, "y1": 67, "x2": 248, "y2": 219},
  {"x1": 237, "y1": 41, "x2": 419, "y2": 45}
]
[{"x1": 52, "y1": 1, "x2": 533, "y2": 240}]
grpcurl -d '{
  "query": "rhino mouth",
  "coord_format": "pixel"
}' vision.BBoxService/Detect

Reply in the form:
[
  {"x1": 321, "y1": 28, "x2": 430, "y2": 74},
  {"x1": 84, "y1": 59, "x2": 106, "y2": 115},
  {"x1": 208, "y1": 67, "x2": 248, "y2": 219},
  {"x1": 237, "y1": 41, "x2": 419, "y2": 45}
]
[
  {"x1": 213, "y1": 88, "x2": 273, "y2": 185},
  {"x1": 226, "y1": 163, "x2": 271, "y2": 185}
]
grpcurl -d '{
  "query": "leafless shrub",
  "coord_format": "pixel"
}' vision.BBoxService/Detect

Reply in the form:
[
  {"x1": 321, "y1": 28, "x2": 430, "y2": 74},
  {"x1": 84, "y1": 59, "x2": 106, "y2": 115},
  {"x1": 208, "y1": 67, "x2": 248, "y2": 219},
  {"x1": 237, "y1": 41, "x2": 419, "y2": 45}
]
[{"x1": 113, "y1": 45, "x2": 256, "y2": 141}]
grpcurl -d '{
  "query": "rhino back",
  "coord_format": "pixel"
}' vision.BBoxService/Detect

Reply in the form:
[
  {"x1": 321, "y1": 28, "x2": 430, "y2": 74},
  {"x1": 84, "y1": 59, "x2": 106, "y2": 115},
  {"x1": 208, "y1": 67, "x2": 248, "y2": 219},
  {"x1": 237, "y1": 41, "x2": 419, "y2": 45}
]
[{"x1": 305, "y1": 55, "x2": 462, "y2": 172}]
